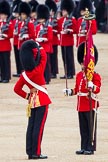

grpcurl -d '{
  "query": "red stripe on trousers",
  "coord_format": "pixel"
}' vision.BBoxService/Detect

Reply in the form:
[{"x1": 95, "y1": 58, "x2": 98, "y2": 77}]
[{"x1": 36, "y1": 106, "x2": 48, "y2": 155}]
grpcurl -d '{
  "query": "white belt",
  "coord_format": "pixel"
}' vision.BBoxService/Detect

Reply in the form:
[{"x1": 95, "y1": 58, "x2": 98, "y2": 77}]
[
  {"x1": 77, "y1": 92, "x2": 88, "y2": 96},
  {"x1": 78, "y1": 34, "x2": 86, "y2": 37},
  {"x1": 77, "y1": 92, "x2": 99, "y2": 101}
]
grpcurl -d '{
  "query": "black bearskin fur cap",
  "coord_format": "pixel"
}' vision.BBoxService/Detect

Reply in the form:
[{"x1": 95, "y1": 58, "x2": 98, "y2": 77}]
[
  {"x1": 45, "y1": 0, "x2": 57, "y2": 13},
  {"x1": 78, "y1": 0, "x2": 93, "y2": 12},
  {"x1": 77, "y1": 42, "x2": 98, "y2": 65},
  {"x1": 18, "y1": 2, "x2": 31, "y2": 16},
  {"x1": 0, "y1": 0, "x2": 10, "y2": 17},
  {"x1": 20, "y1": 40, "x2": 40, "y2": 71},
  {"x1": 36, "y1": 4, "x2": 50, "y2": 20},
  {"x1": 29, "y1": 0, "x2": 39, "y2": 12},
  {"x1": 60, "y1": 0, "x2": 74, "y2": 14},
  {"x1": 13, "y1": 0, "x2": 22, "y2": 13}
]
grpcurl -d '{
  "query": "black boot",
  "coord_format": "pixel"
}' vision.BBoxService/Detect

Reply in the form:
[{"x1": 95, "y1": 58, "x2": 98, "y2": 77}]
[
  {"x1": 84, "y1": 150, "x2": 94, "y2": 155},
  {"x1": 76, "y1": 149, "x2": 85, "y2": 155},
  {"x1": 31, "y1": 155, "x2": 48, "y2": 159}
]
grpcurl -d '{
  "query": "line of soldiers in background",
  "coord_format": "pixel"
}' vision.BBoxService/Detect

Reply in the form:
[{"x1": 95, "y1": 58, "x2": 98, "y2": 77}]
[
  {"x1": 0, "y1": 0, "x2": 104, "y2": 84},
  {"x1": 56, "y1": 0, "x2": 108, "y2": 32}
]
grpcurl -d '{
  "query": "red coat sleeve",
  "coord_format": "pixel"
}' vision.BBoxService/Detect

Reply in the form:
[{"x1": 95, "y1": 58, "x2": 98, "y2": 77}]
[
  {"x1": 14, "y1": 75, "x2": 27, "y2": 99},
  {"x1": 34, "y1": 47, "x2": 47, "y2": 73},
  {"x1": 90, "y1": 19, "x2": 97, "y2": 35},
  {"x1": 5, "y1": 21, "x2": 13, "y2": 39},
  {"x1": 92, "y1": 73, "x2": 101, "y2": 94},
  {"x1": 28, "y1": 22, "x2": 35, "y2": 40},
  {"x1": 47, "y1": 25, "x2": 53, "y2": 42}
]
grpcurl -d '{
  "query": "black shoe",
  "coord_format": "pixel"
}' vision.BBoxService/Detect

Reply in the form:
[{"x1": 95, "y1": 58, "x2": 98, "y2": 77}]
[
  {"x1": 46, "y1": 81, "x2": 49, "y2": 84},
  {"x1": 51, "y1": 74, "x2": 57, "y2": 79},
  {"x1": 2, "y1": 80, "x2": 9, "y2": 83},
  {"x1": 28, "y1": 155, "x2": 32, "y2": 159},
  {"x1": 13, "y1": 74, "x2": 20, "y2": 77},
  {"x1": 60, "y1": 75, "x2": 73, "y2": 79},
  {"x1": 67, "y1": 75, "x2": 73, "y2": 79},
  {"x1": 84, "y1": 150, "x2": 94, "y2": 155},
  {"x1": 76, "y1": 149, "x2": 85, "y2": 155},
  {"x1": 32, "y1": 155, "x2": 48, "y2": 159}
]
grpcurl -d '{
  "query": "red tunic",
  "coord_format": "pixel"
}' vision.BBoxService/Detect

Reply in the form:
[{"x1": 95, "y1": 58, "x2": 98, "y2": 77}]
[
  {"x1": 0, "y1": 20, "x2": 13, "y2": 51},
  {"x1": 18, "y1": 19, "x2": 35, "y2": 49},
  {"x1": 13, "y1": 18, "x2": 21, "y2": 46},
  {"x1": 35, "y1": 24, "x2": 53, "y2": 53},
  {"x1": 14, "y1": 47, "x2": 51, "y2": 107},
  {"x1": 58, "y1": 16, "x2": 77, "y2": 46},
  {"x1": 49, "y1": 17, "x2": 60, "y2": 46},
  {"x1": 76, "y1": 17, "x2": 97, "y2": 46},
  {"x1": 73, "y1": 71, "x2": 101, "y2": 112}
]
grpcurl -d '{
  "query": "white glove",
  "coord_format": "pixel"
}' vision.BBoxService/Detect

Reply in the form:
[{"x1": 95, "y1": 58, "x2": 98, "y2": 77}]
[
  {"x1": 36, "y1": 37, "x2": 48, "y2": 42},
  {"x1": 63, "y1": 88, "x2": 72, "y2": 96},
  {"x1": 0, "y1": 33, "x2": 8, "y2": 38},
  {"x1": 19, "y1": 34, "x2": 29, "y2": 40},
  {"x1": 22, "y1": 34, "x2": 29, "y2": 39},
  {"x1": 36, "y1": 38, "x2": 43, "y2": 42},
  {"x1": 80, "y1": 29, "x2": 87, "y2": 34},
  {"x1": 88, "y1": 81, "x2": 94, "y2": 89},
  {"x1": 61, "y1": 30, "x2": 67, "y2": 34},
  {"x1": 53, "y1": 29, "x2": 58, "y2": 33},
  {"x1": 64, "y1": 29, "x2": 73, "y2": 32}
]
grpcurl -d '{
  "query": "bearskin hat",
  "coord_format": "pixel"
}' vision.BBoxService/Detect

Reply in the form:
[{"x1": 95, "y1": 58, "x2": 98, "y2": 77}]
[
  {"x1": 36, "y1": 4, "x2": 50, "y2": 20},
  {"x1": 77, "y1": 42, "x2": 98, "y2": 65},
  {"x1": 45, "y1": 0, "x2": 57, "y2": 13},
  {"x1": 12, "y1": 0, "x2": 22, "y2": 13},
  {"x1": 78, "y1": 0, "x2": 93, "y2": 12},
  {"x1": 29, "y1": 0, "x2": 39, "y2": 12},
  {"x1": 18, "y1": 2, "x2": 31, "y2": 16},
  {"x1": 60, "y1": 0, "x2": 74, "y2": 14},
  {"x1": 20, "y1": 40, "x2": 40, "y2": 71},
  {"x1": 0, "y1": 0, "x2": 10, "y2": 17}
]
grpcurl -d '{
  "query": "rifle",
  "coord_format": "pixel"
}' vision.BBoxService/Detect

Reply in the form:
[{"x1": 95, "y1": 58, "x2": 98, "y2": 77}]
[
  {"x1": 50, "y1": 12, "x2": 58, "y2": 27},
  {"x1": 63, "y1": 12, "x2": 73, "y2": 30},
  {"x1": 39, "y1": 20, "x2": 49, "y2": 37},
  {"x1": 34, "y1": 19, "x2": 38, "y2": 29},
  {"x1": 1, "y1": 15, "x2": 12, "y2": 34},
  {"x1": 19, "y1": 17, "x2": 30, "y2": 38},
  {"x1": 14, "y1": 19, "x2": 19, "y2": 35},
  {"x1": 1, "y1": 5, "x2": 17, "y2": 34}
]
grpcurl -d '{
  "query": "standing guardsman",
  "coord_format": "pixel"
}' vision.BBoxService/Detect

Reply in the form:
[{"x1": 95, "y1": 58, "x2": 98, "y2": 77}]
[
  {"x1": 35, "y1": 4, "x2": 53, "y2": 84},
  {"x1": 14, "y1": 40, "x2": 51, "y2": 159},
  {"x1": 0, "y1": 0, "x2": 13, "y2": 83},
  {"x1": 28, "y1": 0, "x2": 39, "y2": 31},
  {"x1": 18, "y1": 2, "x2": 35, "y2": 49},
  {"x1": 58, "y1": 0, "x2": 77, "y2": 79},
  {"x1": 45, "y1": 0, "x2": 59, "y2": 79},
  {"x1": 63, "y1": 9, "x2": 101, "y2": 154},
  {"x1": 76, "y1": 0, "x2": 97, "y2": 47},
  {"x1": 12, "y1": 0, "x2": 22, "y2": 77},
  {"x1": 63, "y1": 42, "x2": 101, "y2": 155}
]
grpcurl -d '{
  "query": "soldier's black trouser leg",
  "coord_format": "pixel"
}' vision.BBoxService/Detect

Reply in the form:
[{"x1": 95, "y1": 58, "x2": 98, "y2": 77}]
[{"x1": 26, "y1": 106, "x2": 48, "y2": 156}]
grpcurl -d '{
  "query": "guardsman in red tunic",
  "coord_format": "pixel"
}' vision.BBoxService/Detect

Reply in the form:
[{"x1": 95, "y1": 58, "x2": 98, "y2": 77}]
[
  {"x1": 0, "y1": 1, "x2": 13, "y2": 83},
  {"x1": 35, "y1": 4, "x2": 53, "y2": 84},
  {"x1": 14, "y1": 40, "x2": 51, "y2": 160},
  {"x1": 76, "y1": 0, "x2": 97, "y2": 47},
  {"x1": 28, "y1": 0, "x2": 39, "y2": 32},
  {"x1": 63, "y1": 43, "x2": 101, "y2": 155},
  {"x1": 45, "y1": 0, "x2": 59, "y2": 79},
  {"x1": 12, "y1": 0, "x2": 22, "y2": 77},
  {"x1": 18, "y1": 2, "x2": 35, "y2": 49},
  {"x1": 58, "y1": 0, "x2": 77, "y2": 79}
]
